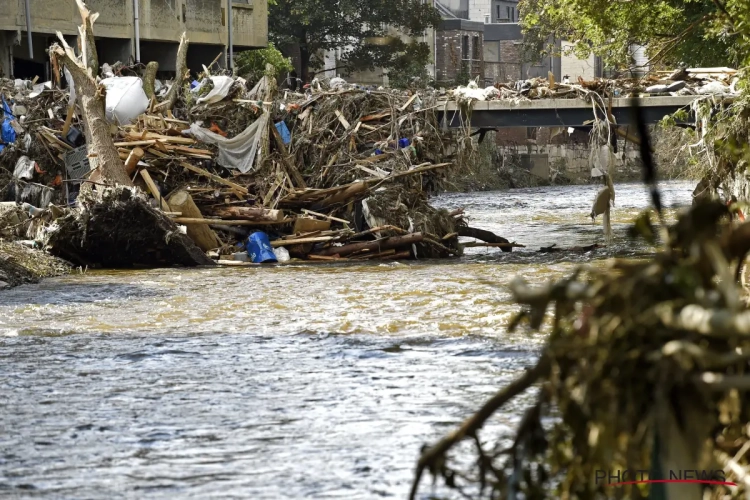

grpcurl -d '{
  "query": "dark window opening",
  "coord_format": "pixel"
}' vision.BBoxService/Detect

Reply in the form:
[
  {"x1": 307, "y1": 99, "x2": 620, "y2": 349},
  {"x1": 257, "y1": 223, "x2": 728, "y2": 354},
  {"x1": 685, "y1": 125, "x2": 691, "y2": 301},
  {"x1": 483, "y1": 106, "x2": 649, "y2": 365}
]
[
  {"x1": 472, "y1": 36, "x2": 480, "y2": 60},
  {"x1": 461, "y1": 35, "x2": 469, "y2": 59}
]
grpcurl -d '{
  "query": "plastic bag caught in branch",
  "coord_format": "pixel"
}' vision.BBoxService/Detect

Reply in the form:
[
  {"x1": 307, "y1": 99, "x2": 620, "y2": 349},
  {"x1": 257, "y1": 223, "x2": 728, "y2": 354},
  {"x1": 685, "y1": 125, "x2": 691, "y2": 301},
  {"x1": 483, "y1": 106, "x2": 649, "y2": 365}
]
[
  {"x1": 186, "y1": 112, "x2": 270, "y2": 174},
  {"x1": 196, "y1": 76, "x2": 234, "y2": 105}
]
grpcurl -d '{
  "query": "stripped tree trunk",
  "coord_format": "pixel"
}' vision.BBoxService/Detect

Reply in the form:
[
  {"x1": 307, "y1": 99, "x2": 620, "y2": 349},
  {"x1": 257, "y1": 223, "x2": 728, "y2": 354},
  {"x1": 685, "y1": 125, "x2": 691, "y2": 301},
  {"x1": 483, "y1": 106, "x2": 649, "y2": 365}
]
[
  {"x1": 158, "y1": 33, "x2": 189, "y2": 111},
  {"x1": 142, "y1": 61, "x2": 159, "y2": 100},
  {"x1": 49, "y1": 1, "x2": 133, "y2": 188}
]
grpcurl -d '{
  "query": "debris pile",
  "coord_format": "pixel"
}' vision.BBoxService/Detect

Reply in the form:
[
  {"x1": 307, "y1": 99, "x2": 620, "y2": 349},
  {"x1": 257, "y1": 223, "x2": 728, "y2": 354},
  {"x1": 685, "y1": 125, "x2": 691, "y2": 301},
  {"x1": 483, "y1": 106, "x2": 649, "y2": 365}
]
[
  {"x1": 0, "y1": 3, "x2": 513, "y2": 268},
  {"x1": 450, "y1": 67, "x2": 741, "y2": 103}
]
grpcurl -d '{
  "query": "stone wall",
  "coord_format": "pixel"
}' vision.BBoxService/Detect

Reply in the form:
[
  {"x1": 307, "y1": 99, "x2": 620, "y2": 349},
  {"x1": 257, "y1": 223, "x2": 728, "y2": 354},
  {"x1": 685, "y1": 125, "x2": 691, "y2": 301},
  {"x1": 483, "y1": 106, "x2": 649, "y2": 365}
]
[{"x1": 495, "y1": 127, "x2": 643, "y2": 181}]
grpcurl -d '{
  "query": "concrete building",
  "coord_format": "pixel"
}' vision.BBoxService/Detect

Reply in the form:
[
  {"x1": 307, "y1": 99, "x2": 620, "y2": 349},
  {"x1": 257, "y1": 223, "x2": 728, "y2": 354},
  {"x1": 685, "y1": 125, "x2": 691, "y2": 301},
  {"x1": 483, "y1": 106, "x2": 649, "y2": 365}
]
[{"x1": 0, "y1": 0, "x2": 268, "y2": 79}]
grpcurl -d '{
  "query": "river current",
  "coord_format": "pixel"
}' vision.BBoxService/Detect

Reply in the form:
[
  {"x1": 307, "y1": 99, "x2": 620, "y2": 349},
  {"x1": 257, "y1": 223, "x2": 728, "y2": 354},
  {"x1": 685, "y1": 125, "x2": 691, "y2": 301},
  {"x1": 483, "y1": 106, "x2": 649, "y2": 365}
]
[{"x1": 0, "y1": 181, "x2": 695, "y2": 499}]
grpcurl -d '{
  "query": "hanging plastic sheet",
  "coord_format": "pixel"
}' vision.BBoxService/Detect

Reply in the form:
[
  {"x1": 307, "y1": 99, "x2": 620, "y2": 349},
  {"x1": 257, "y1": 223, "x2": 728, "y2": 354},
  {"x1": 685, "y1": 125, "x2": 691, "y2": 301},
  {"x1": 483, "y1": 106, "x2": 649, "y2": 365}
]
[
  {"x1": 196, "y1": 76, "x2": 235, "y2": 105},
  {"x1": 186, "y1": 112, "x2": 269, "y2": 174}
]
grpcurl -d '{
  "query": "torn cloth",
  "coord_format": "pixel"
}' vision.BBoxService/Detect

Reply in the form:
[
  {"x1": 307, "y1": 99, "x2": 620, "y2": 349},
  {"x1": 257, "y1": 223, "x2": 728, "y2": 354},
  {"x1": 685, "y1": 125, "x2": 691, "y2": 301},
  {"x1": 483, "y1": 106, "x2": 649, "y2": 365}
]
[{"x1": 186, "y1": 112, "x2": 269, "y2": 174}]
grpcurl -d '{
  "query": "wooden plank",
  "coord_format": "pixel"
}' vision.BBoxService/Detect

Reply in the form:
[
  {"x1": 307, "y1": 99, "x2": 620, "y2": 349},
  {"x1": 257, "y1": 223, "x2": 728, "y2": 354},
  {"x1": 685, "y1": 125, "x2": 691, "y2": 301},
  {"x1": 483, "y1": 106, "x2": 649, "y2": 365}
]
[
  {"x1": 334, "y1": 110, "x2": 351, "y2": 129},
  {"x1": 301, "y1": 209, "x2": 350, "y2": 224},
  {"x1": 139, "y1": 170, "x2": 171, "y2": 211},
  {"x1": 399, "y1": 94, "x2": 418, "y2": 111}
]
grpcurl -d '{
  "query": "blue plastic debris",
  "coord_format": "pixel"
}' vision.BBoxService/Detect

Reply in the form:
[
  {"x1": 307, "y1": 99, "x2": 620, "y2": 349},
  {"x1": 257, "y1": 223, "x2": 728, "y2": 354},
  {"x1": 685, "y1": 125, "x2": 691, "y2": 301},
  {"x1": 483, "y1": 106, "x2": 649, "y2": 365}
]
[
  {"x1": 398, "y1": 137, "x2": 411, "y2": 149},
  {"x1": 246, "y1": 231, "x2": 278, "y2": 263},
  {"x1": 0, "y1": 96, "x2": 16, "y2": 152},
  {"x1": 274, "y1": 120, "x2": 291, "y2": 145},
  {"x1": 190, "y1": 80, "x2": 200, "y2": 89},
  {"x1": 374, "y1": 149, "x2": 383, "y2": 155}
]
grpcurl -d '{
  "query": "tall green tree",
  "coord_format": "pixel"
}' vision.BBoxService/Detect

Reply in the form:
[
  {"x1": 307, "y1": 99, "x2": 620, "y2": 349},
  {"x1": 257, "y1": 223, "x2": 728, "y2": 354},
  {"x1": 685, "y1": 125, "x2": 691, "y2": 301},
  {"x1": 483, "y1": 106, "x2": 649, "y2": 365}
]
[
  {"x1": 519, "y1": 0, "x2": 750, "y2": 71},
  {"x1": 269, "y1": 0, "x2": 441, "y2": 83}
]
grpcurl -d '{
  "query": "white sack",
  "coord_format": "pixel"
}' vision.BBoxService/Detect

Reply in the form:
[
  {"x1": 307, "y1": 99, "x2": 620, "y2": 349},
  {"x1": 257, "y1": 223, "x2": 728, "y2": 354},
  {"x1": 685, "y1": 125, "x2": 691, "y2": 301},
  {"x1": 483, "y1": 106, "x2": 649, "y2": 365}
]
[{"x1": 100, "y1": 76, "x2": 149, "y2": 125}]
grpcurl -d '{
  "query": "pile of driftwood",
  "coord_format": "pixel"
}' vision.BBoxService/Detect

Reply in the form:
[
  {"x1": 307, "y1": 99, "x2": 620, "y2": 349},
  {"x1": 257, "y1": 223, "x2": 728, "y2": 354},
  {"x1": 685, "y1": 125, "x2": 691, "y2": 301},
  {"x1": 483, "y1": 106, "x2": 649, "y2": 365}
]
[{"x1": 0, "y1": 1, "x2": 518, "y2": 268}]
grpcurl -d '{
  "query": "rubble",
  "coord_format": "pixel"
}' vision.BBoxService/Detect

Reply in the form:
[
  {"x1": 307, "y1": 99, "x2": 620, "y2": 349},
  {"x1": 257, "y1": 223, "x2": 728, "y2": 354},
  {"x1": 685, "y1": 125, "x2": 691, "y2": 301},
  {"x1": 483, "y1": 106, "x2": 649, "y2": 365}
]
[
  {"x1": 449, "y1": 67, "x2": 741, "y2": 104},
  {"x1": 0, "y1": 10, "x2": 489, "y2": 268}
]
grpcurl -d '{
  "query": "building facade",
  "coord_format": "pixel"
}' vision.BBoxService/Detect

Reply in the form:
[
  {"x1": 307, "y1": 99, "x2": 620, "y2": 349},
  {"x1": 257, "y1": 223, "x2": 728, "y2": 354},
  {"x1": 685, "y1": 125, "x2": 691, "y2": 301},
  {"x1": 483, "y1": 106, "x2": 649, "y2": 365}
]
[{"x1": 0, "y1": 0, "x2": 268, "y2": 79}]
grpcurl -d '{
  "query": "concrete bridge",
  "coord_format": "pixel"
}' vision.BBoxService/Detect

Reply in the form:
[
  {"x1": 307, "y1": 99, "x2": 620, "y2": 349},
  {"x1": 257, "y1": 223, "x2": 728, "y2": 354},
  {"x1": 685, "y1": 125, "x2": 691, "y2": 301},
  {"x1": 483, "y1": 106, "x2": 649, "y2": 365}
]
[{"x1": 436, "y1": 96, "x2": 698, "y2": 128}]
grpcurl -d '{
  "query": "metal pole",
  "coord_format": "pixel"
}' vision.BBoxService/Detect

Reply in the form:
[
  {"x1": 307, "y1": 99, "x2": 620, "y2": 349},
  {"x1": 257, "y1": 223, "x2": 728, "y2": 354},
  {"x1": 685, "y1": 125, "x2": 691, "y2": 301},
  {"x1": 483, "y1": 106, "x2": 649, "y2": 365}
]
[
  {"x1": 133, "y1": 0, "x2": 141, "y2": 63},
  {"x1": 24, "y1": 0, "x2": 33, "y2": 58},
  {"x1": 227, "y1": 0, "x2": 234, "y2": 72}
]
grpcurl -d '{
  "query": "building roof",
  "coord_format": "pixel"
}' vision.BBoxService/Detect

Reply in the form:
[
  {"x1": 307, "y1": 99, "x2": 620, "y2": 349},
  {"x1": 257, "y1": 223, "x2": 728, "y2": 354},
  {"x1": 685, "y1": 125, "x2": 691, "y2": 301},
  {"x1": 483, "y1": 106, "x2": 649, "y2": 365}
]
[{"x1": 483, "y1": 23, "x2": 523, "y2": 41}]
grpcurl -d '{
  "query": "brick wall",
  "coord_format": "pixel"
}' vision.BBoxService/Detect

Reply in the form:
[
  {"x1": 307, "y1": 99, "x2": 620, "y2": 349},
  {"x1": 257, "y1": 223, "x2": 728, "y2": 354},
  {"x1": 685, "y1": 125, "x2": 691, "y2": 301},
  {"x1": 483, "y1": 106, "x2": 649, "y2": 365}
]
[
  {"x1": 483, "y1": 40, "x2": 522, "y2": 83},
  {"x1": 436, "y1": 29, "x2": 484, "y2": 84}
]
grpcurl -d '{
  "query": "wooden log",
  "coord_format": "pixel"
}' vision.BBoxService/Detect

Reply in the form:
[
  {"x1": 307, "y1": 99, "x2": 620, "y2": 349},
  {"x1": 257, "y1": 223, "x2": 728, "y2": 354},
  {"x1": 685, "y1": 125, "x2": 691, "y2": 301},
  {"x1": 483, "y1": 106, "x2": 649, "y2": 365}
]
[
  {"x1": 124, "y1": 147, "x2": 144, "y2": 175},
  {"x1": 381, "y1": 251, "x2": 411, "y2": 260},
  {"x1": 210, "y1": 206, "x2": 284, "y2": 221},
  {"x1": 315, "y1": 232, "x2": 423, "y2": 257},
  {"x1": 142, "y1": 61, "x2": 159, "y2": 100},
  {"x1": 315, "y1": 181, "x2": 368, "y2": 209},
  {"x1": 168, "y1": 190, "x2": 220, "y2": 252},
  {"x1": 172, "y1": 217, "x2": 293, "y2": 226},
  {"x1": 293, "y1": 217, "x2": 331, "y2": 234},
  {"x1": 458, "y1": 226, "x2": 513, "y2": 253},
  {"x1": 272, "y1": 236, "x2": 334, "y2": 247}
]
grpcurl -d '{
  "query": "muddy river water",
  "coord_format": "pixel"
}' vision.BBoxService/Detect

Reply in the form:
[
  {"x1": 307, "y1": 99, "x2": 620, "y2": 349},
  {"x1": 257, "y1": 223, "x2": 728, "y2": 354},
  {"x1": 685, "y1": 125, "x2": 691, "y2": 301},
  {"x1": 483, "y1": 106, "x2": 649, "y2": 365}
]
[{"x1": 0, "y1": 181, "x2": 694, "y2": 499}]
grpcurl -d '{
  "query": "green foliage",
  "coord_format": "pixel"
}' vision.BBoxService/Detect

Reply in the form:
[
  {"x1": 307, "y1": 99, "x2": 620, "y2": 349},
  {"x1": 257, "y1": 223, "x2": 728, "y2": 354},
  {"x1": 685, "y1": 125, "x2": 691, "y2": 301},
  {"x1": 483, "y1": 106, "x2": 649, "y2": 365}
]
[
  {"x1": 235, "y1": 43, "x2": 294, "y2": 83},
  {"x1": 519, "y1": 0, "x2": 750, "y2": 71},
  {"x1": 384, "y1": 41, "x2": 433, "y2": 88},
  {"x1": 269, "y1": 0, "x2": 440, "y2": 79}
]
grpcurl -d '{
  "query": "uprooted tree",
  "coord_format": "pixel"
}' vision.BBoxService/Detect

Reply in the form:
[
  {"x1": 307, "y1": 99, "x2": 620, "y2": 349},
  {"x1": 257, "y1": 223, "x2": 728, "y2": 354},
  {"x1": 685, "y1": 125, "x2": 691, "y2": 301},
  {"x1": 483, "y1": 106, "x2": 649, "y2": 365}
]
[{"x1": 48, "y1": 0, "x2": 133, "y2": 188}]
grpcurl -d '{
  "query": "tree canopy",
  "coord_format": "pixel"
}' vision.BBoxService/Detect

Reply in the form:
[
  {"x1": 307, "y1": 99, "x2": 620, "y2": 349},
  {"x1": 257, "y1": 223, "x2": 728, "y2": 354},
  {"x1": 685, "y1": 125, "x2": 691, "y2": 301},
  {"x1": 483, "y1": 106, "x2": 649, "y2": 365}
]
[
  {"x1": 519, "y1": 0, "x2": 750, "y2": 71},
  {"x1": 268, "y1": 0, "x2": 441, "y2": 82}
]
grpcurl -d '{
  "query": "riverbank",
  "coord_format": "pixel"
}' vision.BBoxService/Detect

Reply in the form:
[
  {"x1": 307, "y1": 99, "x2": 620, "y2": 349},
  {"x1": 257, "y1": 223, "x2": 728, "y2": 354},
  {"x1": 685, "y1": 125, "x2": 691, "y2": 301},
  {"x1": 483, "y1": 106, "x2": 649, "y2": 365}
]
[{"x1": 0, "y1": 241, "x2": 71, "y2": 289}]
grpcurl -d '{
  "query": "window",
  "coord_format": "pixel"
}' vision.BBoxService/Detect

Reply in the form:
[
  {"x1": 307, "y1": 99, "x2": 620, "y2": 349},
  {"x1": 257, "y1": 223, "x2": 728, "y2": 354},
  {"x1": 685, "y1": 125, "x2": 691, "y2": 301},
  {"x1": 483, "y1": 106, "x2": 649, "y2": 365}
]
[
  {"x1": 472, "y1": 36, "x2": 480, "y2": 60},
  {"x1": 507, "y1": 6, "x2": 515, "y2": 22},
  {"x1": 496, "y1": 5, "x2": 501, "y2": 20},
  {"x1": 462, "y1": 35, "x2": 469, "y2": 59}
]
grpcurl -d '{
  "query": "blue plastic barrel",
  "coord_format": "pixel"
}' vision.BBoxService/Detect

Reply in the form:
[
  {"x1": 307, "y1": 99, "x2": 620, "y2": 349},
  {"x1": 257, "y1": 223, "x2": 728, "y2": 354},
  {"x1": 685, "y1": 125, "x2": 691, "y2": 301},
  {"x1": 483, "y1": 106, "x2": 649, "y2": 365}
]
[{"x1": 246, "y1": 231, "x2": 278, "y2": 263}]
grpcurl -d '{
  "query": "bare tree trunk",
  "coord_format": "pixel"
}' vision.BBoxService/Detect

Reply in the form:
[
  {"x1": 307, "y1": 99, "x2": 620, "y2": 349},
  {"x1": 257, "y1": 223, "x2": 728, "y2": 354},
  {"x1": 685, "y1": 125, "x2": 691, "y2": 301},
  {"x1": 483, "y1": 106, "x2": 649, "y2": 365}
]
[
  {"x1": 75, "y1": 0, "x2": 99, "y2": 75},
  {"x1": 49, "y1": 2, "x2": 133, "y2": 188},
  {"x1": 299, "y1": 44, "x2": 310, "y2": 84},
  {"x1": 158, "y1": 33, "x2": 189, "y2": 111},
  {"x1": 142, "y1": 61, "x2": 159, "y2": 100}
]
